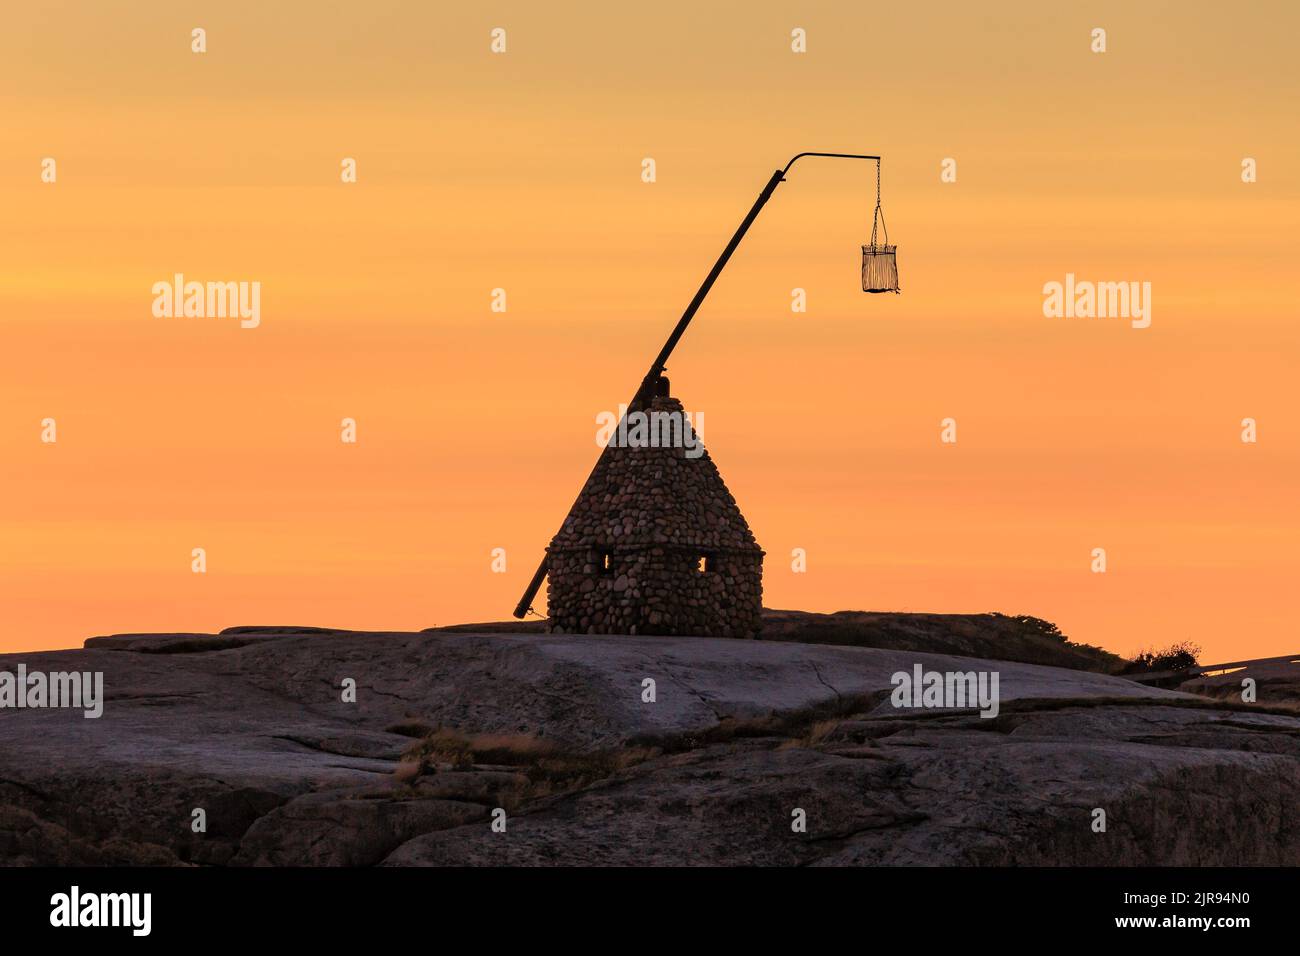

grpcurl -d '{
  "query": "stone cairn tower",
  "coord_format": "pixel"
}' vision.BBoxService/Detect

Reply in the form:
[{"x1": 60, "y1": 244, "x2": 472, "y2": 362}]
[{"x1": 546, "y1": 386, "x2": 764, "y2": 638}]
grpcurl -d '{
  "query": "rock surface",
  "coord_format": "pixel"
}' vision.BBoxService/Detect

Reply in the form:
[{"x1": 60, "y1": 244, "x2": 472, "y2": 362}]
[
  {"x1": 1181, "y1": 657, "x2": 1300, "y2": 704},
  {"x1": 1, "y1": 627, "x2": 1296, "y2": 866}
]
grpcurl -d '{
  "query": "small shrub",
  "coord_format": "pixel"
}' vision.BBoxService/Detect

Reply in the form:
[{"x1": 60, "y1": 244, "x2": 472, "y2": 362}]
[{"x1": 1125, "y1": 640, "x2": 1202, "y2": 674}]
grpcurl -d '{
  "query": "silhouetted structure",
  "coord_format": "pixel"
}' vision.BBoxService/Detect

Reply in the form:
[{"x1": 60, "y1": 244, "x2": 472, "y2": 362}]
[
  {"x1": 546, "y1": 388, "x2": 763, "y2": 638},
  {"x1": 516, "y1": 151, "x2": 894, "y2": 622}
]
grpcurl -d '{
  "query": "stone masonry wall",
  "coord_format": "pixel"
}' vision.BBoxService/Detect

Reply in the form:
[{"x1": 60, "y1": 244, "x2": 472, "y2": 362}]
[{"x1": 547, "y1": 545, "x2": 763, "y2": 638}]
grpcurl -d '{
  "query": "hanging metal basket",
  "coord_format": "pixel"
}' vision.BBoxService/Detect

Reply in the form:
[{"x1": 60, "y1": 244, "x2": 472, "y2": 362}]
[
  {"x1": 861, "y1": 184, "x2": 899, "y2": 293},
  {"x1": 862, "y1": 243, "x2": 899, "y2": 293}
]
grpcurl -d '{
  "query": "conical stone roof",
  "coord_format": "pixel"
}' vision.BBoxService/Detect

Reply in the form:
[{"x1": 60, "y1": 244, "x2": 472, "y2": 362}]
[{"x1": 549, "y1": 395, "x2": 761, "y2": 555}]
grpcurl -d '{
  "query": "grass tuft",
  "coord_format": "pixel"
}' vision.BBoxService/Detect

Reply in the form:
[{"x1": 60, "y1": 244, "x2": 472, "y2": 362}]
[{"x1": 395, "y1": 727, "x2": 661, "y2": 806}]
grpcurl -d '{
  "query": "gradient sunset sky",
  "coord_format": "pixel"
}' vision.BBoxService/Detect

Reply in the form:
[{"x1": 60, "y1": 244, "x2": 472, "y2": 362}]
[{"x1": 2, "y1": 1, "x2": 1297, "y2": 659}]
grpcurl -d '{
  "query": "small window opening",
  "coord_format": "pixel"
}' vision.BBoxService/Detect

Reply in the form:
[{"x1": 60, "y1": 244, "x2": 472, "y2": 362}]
[
  {"x1": 697, "y1": 555, "x2": 712, "y2": 573},
  {"x1": 600, "y1": 552, "x2": 614, "y2": 575}
]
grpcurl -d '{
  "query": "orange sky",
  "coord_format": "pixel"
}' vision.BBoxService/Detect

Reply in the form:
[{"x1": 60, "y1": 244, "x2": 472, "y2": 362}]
[{"x1": 2, "y1": 1, "x2": 1297, "y2": 659}]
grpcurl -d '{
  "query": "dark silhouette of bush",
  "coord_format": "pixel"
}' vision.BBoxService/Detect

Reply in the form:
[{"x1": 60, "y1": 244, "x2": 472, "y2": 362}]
[{"x1": 1123, "y1": 640, "x2": 1202, "y2": 675}]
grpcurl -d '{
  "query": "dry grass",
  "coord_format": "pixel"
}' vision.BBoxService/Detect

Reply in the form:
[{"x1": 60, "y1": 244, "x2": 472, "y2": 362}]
[
  {"x1": 404, "y1": 728, "x2": 560, "y2": 770},
  {"x1": 396, "y1": 727, "x2": 661, "y2": 805},
  {"x1": 390, "y1": 700, "x2": 884, "y2": 804},
  {"x1": 626, "y1": 690, "x2": 891, "y2": 754},
  {"x1": 776, "y1": 719, "x2": 846, "y2": 750}
]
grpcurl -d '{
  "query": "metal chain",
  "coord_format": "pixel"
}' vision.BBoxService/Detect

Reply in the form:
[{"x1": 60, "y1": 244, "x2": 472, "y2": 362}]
[{"x1": 870, "y1": 160, "x2": 882, "y2": 250}]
